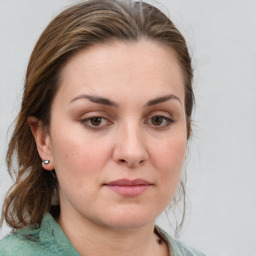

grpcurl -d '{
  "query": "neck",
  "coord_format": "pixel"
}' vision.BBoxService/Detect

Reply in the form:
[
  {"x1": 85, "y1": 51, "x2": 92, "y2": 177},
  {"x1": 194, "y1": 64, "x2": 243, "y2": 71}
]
[{"x1": 57, "y1": 211, "x2": 168, "y2": 256}]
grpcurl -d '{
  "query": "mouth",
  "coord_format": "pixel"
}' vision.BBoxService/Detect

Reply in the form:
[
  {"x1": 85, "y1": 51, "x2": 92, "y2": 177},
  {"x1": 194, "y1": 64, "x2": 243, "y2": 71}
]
[{"x1": 104, "y1": 179, "x2": 153, "y2": 196}]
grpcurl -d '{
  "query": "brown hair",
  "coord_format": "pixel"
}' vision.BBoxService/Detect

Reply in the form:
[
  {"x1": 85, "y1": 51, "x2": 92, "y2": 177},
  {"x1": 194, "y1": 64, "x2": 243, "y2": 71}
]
[{"x1": 1, "y1": 0, "x2": 193, "y2": 235}]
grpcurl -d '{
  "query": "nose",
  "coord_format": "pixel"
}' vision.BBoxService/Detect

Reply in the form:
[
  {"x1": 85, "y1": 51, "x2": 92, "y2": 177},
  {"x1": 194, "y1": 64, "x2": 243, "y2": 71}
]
[{"x1": 112, "y1": 123, "x2": 149, "y2": 168}]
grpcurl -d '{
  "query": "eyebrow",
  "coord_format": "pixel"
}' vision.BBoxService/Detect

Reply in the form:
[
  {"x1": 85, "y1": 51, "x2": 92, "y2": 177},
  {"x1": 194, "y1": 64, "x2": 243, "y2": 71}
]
[
  {"x1": 70, "y1": 94, "x2": 181, "y2": 107},
  {"x1": 145, "y1": 94, "x2": 181, "y2": 106},
  {"x1": 70, "y1": 94, "x2": 118, "y2": 107}
]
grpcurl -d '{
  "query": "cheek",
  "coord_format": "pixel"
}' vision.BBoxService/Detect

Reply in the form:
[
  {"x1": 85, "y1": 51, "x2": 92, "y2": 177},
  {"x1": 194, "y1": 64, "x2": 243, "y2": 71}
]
[
  {"x1": 50, "y1": 129, "x2": 111, "y2": 186},
  {"x1": 147, "y1": 134, "x2": 187, "y2": 214},
  {"x1": 152, "y1": 135, "x2": 187, "y2": 184}
]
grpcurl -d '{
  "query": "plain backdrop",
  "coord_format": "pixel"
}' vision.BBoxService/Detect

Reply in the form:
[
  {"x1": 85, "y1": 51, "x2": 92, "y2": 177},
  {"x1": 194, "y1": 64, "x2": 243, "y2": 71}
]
[{"x1": 0, "y1": 0, "x2": 255, "y2": 255}]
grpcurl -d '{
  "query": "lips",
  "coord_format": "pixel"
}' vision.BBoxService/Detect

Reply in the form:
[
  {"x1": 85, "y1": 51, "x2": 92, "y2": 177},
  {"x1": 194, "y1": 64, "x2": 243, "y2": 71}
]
[
  {"x1": 107, "y1": 179, "x2": 151, "y2": 186},
  {"x1": 104, "y1": 179, "x2": 152, "y2": 196}
]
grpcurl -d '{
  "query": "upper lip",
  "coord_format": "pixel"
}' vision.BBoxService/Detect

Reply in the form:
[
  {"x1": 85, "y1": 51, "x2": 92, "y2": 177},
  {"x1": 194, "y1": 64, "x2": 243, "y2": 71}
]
[{"x1": 106, "y1": 179, "x2": 152, "y2": 186}]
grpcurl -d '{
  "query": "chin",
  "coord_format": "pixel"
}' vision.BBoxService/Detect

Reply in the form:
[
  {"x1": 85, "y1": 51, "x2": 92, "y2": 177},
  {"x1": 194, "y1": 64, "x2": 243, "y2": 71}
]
[{"x1": 95, "y1": 206, "x2": 158, "y2": 230}]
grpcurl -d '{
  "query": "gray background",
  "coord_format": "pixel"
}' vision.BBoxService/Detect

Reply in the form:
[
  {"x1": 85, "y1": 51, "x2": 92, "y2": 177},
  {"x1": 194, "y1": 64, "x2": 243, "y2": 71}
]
[{"x1": 0, "y1": 0, "x2": 255, "y2": 255}]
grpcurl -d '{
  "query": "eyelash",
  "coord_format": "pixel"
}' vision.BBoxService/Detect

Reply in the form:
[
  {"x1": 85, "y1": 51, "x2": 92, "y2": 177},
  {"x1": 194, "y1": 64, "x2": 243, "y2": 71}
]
[
  {"x1": 80, "y1": 115, "x2": 174, "y2": 130},
  {"x1": 145, "y1": 115, "x2": 174, "y2": 129},
  {"x1": 80, "y1": 116, "x2": 111, "y2": 129}
]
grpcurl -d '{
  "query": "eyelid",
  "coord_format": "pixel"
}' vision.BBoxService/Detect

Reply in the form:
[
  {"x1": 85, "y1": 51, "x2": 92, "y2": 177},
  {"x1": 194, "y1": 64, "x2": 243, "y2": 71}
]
[
  {"x1": 146, "y1": 110, "x2": 173, "y2": 120},
  {"x1": 79, "y1": 110, "x2": 114, "y2": 121}
]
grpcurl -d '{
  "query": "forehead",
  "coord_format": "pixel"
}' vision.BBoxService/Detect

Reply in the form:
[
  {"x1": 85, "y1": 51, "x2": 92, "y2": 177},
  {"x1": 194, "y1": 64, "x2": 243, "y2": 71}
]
[{"x1": 57, "y1": 40, "x2": 185, "y2": 104}]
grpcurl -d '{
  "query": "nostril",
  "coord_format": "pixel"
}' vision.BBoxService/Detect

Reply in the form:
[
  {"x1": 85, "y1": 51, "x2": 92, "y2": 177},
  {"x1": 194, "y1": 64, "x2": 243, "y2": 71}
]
[{"x1": 118, "y1": 158, "x2": 145, "y2": 167}]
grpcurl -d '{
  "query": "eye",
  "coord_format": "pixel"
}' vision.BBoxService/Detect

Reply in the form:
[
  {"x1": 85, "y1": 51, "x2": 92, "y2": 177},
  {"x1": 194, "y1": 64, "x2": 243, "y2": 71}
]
[
  {"x1": 146, "y1": 115, "x2": 174, "y2": 128},
  {"x1": 80, "y1": 116, "x2": 111, "y2": 129},
  {"x1": 89, "y1": 117, "x2": 103, "y2": 126}
]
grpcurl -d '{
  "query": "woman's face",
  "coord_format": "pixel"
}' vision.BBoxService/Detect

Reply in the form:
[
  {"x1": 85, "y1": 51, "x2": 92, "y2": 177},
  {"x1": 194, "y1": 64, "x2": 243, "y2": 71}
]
[{"x1": 47, "y1": 40, "x2": 187, "y2": 229}]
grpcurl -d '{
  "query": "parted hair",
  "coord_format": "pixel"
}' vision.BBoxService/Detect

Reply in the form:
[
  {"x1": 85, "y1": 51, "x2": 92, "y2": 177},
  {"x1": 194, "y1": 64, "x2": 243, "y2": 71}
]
[{"x1": 1, "y1": 0, "x2": 193, "y2": 235}]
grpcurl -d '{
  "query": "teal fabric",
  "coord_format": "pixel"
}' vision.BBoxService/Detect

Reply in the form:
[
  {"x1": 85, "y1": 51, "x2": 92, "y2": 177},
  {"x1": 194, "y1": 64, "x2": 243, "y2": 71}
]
[
  {"x1": 0, "y1": 213, "x2": 80, "y2": 256},
  {"x1": 0, "y1": 213, "x2": 206, "y2": 255},
  {"x1": 155, "y1": 226, "x2": 206, "y2": 256}
]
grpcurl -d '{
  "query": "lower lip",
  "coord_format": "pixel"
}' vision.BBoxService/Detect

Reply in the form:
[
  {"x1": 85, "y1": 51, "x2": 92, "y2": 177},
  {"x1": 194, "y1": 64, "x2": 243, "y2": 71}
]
[{"x1": 105, "y1": 185, "x2": 152, "y2": 196}]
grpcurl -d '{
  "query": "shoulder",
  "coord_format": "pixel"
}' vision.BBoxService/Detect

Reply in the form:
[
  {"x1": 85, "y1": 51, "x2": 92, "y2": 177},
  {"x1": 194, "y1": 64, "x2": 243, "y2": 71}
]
[
  {"x1": 155, "y1": 226, "x2": 206, "y2": 256},
  {"x1": 0, "y1": 226, "x2": 40, "y2": 255},
  {"x1": 0, "y1": 213, "x2": 66, "y2": 256},
  {"x1": 0, "y1": 213, "x2": 80, "y2": 256},
  {"x1": 170, "y1": 239, "x2": 207, "y2": 256},
  {"x1": 0, "y1": 225, "x2": 54, "y2": 256}
]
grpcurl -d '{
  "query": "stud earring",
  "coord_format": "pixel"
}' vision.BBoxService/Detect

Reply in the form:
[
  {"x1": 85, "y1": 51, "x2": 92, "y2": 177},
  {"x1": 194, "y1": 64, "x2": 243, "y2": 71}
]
[{"x1": 42, "y1": 160, "x2": 50, "y2": 165}]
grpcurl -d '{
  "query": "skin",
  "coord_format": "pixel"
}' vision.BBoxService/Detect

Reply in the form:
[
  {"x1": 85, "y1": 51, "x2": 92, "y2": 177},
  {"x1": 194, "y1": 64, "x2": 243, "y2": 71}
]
[{"x1": 29, "y1": 40, "x2": 187, "y2": 256}]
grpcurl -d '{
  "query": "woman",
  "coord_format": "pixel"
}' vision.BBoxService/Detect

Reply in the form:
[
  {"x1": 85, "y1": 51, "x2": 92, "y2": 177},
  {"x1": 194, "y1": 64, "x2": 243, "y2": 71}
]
[{"x1": 0, "y1": 0, "x2": 205, "y2": 255}]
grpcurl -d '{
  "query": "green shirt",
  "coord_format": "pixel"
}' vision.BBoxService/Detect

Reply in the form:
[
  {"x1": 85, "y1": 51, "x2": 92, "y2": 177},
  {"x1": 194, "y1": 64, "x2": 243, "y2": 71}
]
[{"x1": 0, "y1": 213, "x2": 206, "y2": 255}]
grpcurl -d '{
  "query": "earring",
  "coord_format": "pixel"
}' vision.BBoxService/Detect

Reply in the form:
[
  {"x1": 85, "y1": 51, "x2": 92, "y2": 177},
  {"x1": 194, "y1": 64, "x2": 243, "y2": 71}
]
[{"x1": 42, "y1": 160, "x2": 50, "y2": 165}]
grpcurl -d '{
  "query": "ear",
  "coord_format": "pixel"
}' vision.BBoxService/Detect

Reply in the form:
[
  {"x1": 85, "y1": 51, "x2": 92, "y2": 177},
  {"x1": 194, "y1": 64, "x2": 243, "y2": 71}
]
[{"x1": 27, "y1": 116, "x2": 54, "y2": 171}]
